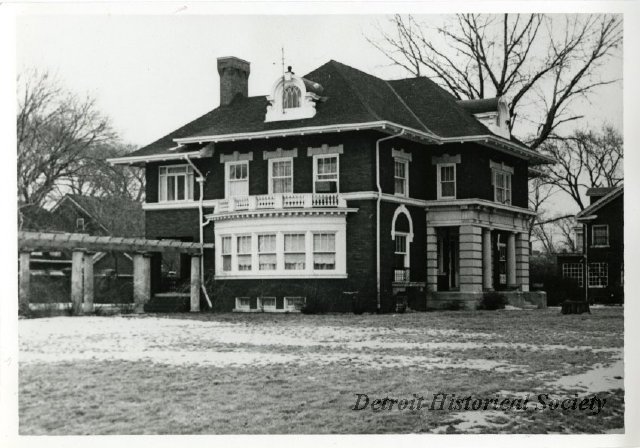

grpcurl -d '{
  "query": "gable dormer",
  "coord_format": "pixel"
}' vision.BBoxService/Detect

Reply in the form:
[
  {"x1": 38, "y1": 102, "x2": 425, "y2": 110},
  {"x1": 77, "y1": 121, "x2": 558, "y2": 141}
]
[{"x1": 265, "y1": 66, "x2": 323, "y2": 122}]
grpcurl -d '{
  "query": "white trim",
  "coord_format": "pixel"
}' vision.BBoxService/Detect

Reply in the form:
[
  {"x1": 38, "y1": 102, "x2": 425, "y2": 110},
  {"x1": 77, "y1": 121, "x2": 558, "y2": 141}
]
[
  {"x1": 392, "y1": 148, "x2": 412, "y2": 162},
  {"x1": 143, "y1": 200, "x2": 217, "y2": 210},
  {"x1": 263, "y1": 148, "x2": 298, "y2": 160},
  {"x1": 225, "y1": 160, "x2": 250, "y2": 199},
  {"x1": 432, "y1": 154, "x2": 461, "y2": 165},
  {"x1": 158, "y1": 164, "x2": 195, "y2": 203},
  {"x1": 108, "y1": 146, "x2": 213, "y2": 165},
  {"x1": 220, "y1": 151, "x2": 253, "y2": 163},
  {"x1": 265, "y1": 73, "x2": 318, "y2": 122},
  {"x1": 268, "y1": 157, "x2": 294, "y2": 195},
  {"x1": 437, "y1": 163, "x2": 457, "y2": 200},
  {"x1": 307, "y1": 144, "x2": 344, "y2": 157},
  {"x1": 490, "y1": 160, "x2": 514, "y2": 174},
  {"x1": 390, "y1": 205, "x2": 414, "y2": 243},
  {"x1": 312, "y1": 153, "x2": 340, "y2": 194},
  {"x1": 393, "y1": 158, "x2": 409, "y2": 197}
]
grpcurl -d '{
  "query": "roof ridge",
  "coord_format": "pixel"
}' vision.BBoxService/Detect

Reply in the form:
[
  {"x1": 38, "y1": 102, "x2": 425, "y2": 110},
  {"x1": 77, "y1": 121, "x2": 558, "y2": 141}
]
[{"x1": 328, "y1": 60, "x2": 382, "y2": 122}]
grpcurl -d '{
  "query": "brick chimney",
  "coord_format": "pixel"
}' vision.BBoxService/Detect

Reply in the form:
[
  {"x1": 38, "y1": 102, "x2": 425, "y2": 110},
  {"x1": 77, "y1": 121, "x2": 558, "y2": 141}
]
[{"x1": 217, "y1": 56, "x2": 250, "y2": 106}]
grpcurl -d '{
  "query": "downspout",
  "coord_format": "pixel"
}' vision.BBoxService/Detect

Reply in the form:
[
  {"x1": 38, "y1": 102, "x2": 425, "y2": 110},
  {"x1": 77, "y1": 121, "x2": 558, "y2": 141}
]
[
  {"x1": 184, "y1": 155, "x2": 213, "y2": 309},
  {"x1": 583, "y1": 222, "x2": 589, "y2": 305},
  {"x1": 375, "y1": 129, "x2": 405, "y2": 312}
]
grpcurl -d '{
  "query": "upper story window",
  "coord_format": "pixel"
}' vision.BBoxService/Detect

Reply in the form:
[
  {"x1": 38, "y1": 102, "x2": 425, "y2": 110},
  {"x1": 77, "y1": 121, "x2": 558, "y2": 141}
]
[
  {"x1": 592, "y1": 224, "x2": 609, "y2": 247},
  {"x1": 437, "y1": 163, "x2": 456, "y2": 199},
  {"x1": 283, "y1": 85, "x2": 301, "y2": 109},
  {"x1": 226, "y1": 161, "x2": 249, "y2": 198},
  {"x1": 394, "y1": 160, "x2": 408, "y2": 197},
  {"x1": 159, "y1": 165, "x2": 194, "y2": 202},
  {"x1": 314, "y1": 154, "x2": 339, "y2": 193},
  {"x1": 490, "y1": 161, "x2": 514, "y2": 205},
  {"x1": 269, "y1": 158, "x2": 293, "y2": 194},
  {"x1": 76, "y1": 218, "x2": 85, "y2": 232},
  {"x1": 575, "y1": 227, "x2": 584, "y2": 253}
]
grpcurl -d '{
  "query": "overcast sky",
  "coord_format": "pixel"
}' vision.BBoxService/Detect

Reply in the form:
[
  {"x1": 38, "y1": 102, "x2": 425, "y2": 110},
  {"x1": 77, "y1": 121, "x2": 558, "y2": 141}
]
[{"x1": 16, "y1": 13, "x2": 623, "y2": 217}]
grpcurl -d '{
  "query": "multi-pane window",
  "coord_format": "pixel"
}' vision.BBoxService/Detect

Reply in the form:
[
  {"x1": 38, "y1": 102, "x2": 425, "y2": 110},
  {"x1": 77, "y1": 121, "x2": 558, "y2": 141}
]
[
  {"x1": 438, "y1": 164, "x2": 456, "y2": 199},
  {"x1": 588, "y1": 262, "x2": 608, "y2": 287},
  {"x1": 562, "y1": 263, "x2": 584, "y2": 287},
  {"x1": 226, "y1": 161, "x2": 249, "y2": 198},
  {"x1": 285, "y1": 297, "x2": 306, "y2": 311},
  {"x1": 235, "y1": 297, "x2": 250, "y2": 311},
  {"x1": 592, "y1": 225, "x2": 609, "y2": 246},
  {"x1": 395, "y1": 234, "x2": 407, "y2": 269},
  {"x1": 575, "y1": 228, "x2": 584, "y2": 253},
  {"x1": 221, "y1": 236, "x2": 232, "y2": 271},
  {"x1": 283, "y1": 85, "x2": 301, "y2": 109},
  {"x1": 314, "y1": 155, "x2": 339, "y2": 193},
  {"x1": 258, "y1": 234, "x2": 277, "y2": 270},
  {"x1": 237, "y1": 235, "x2": 252, "y2": 271},
  {"x1": 313, "y1": 233, "x2": 336, "y2": 270},
  {"x1": 494, "y1": 170, "x2": 512, "y2": 205},
  {"x1": 394, "y1": 160, "x2": 408, "y2": 196},
  {"x1": 259, "y1": 297, "x2": 277, "y2": 311},
  {"x1": 284, "y1": 233, "x2": 306, "y2": 270},
  {"x1": 270, "y1": 159, "x2": 293, "y2": 194},
  {"x1": 159, "y1": 165, "x2": 194, "y2": 202}
]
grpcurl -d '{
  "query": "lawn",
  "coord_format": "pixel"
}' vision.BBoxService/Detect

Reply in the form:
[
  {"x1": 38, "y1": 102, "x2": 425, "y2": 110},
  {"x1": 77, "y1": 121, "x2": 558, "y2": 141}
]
[{"x1": 18, "y1": 307, "x2": 624, "y2": 434}]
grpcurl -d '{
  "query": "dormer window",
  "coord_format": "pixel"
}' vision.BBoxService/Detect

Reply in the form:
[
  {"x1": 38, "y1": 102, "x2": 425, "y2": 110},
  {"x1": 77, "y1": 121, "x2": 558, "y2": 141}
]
[{"x1": 265, "y1": 67, "x2": 322, "y2": 122}]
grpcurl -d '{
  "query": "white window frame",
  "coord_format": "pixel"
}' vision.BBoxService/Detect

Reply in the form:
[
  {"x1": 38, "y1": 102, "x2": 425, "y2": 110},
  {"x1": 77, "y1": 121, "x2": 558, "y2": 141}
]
[
  {"x1": 258, "y1": 297, "x2": 277, "y2": 312},
  {"x1": 268, "y1": 157, "x2": 294, "y2": 194},
  {"x1": 562, "y1": 263, "x2": 584, "y2": 287},
  {"x1": 437, "y1": 163, "x2": 456, "y2": 200},
  {"x1": 591, "y1": 224, "x2": 609, "y2": 247},
  {"x1": 313, "y1": 232, "x2": 336, "y2": 271},
  {"x1": 394, "y1": 159, "x2": 409, "y2": 197},
  {"x1": 234, "y1": 297, "x2": 251, "y2": 311},
  {"x1": 76, "y1": 218, "x2": 85, "y2": 231},
  {"x1": 258, "y1": 234, "x2": 277, "y2": 271},
  {"x1": 284, "y1": 233, "x2": 306, "y2": 271},
  {"x1": 158, "y1": 164, "x2": 194, "y2": 202},
  {"x1": 221, "y1": 236, "x2": 232, "y2": 272},
  {"x1": 394, "y1": 232, "x2": 409, "y2": 269},
  {"x1": 236, "y1": 235, "x2": 252, "y2": 271},
  {"x1": 588, "y1": 262, "x2": 608, "y2": 288},
  {"x1": 283, "y1": 85, "x2": 301, "y2": 109},
  {"x1": 284, "y1": 297, "x2": 306, "y2": 312},
  {"x1": 493, "y1": 169, "x2": 512, "y2": 205},
  {"x1": 225, "y1": 160, "x2": 249, "y2": 199},
  {"x1": 313, "y1": 154, "x2": 339, "y2": 194}
]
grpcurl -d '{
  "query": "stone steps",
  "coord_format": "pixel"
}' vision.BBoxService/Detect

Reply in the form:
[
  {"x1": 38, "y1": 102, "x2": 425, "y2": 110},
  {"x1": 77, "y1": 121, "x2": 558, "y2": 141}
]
[{"x1": 144, "y1": 293, "x2": 190, "y2": 313}]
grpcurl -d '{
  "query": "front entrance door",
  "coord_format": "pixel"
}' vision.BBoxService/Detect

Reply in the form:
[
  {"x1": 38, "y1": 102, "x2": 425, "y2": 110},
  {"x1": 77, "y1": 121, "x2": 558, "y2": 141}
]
[{"x1": 436, "y1": 227, "x2": 459, "y2": 291}]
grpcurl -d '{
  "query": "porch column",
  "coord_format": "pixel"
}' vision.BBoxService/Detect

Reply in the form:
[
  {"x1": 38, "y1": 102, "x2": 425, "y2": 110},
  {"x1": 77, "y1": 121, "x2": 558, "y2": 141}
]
[
  {"x1": 482, "y1": 228, "x2": 493, "y2": 291},
  {"x1": 507, "y1": 232, "x2": 517, "y2": 288},
  {"x1": 190, "y1": 255, "x2": 201, "y2": 312},
  {"x1": 459, "y1": 225, "x2": 483, "y2": 293},
  {"x1": 83, "y1": 252, "x2": 94, "y2": 313},
  {"x1": 426, "y1": 226, "x2": 438, "y2": 292},
  {"x1": 133, "y1": 253, "x2": 151, "y2": 313},
  {"x1": 71, "y1": 250, "x2": 85, "y2": 315},
  {"x1": 19, "y1": 251, "x2": 31, "y2": 315},
  {"x1": 516, "y1": 233, "x2": 530, "y2": 292}
]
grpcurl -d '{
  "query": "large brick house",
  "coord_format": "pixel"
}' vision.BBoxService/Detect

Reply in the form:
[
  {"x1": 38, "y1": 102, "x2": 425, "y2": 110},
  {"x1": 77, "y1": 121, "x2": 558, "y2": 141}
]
[
  {"x1": 557, "y1": 186, "x2": 624, "y2": 303},
  {"x1": 111, "y1": 57, "x2": 552, "y2": 312}
]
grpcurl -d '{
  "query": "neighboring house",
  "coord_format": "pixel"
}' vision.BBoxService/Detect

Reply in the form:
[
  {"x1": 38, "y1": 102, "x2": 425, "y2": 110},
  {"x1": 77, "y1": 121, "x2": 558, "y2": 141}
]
[
  {"x1": 110, "y1": 57, "x2": 553, "y2": 312},
  {"x1": 557, "y1": 186, "x2": 624, "y2": 303}
]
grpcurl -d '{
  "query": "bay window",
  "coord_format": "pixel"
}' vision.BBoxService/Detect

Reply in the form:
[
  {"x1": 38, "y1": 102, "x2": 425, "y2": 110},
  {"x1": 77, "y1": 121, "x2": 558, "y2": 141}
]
[
  {"x1": 221, "y1": 236, "x2": 232, "y2": 271},
  {"x1": 237, "y1": 235, "x2": 252, "y2": 271},
  {"x1": 269, "y1": 158, "x2": 293, "y2": 194},
  {"x1": 159, "y1": 165, "x2": 194, "y2": 202},
  {"x1": 314, "y1": 155, "x2": 339, "y2": 193},
  {"x1": 313, "y1": 233, "x2": 336, "y2": 270},
  {"x1": 258, "y1": 234, "x2": 277, "y2": 270},
  {"x1": 284, "y1": 233, "x2": 306, "y2": 270}
]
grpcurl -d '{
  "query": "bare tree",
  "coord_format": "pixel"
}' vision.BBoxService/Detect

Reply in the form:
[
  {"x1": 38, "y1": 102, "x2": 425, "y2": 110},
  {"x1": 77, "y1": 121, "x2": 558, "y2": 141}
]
[
  {"x1": 17, "y1": 69, "x2": 115, "y2": 208},
  {"x1": 538, "y1": 125, "x2": 623, "y2": 210},
  {"x1": 368, "y1": 14, "x2": 622, "y2": 148}
]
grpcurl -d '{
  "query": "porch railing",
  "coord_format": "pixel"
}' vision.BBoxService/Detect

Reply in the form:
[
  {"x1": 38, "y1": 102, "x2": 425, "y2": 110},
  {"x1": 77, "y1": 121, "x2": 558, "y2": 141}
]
[{"x1": 215, "y1": 193, "x2": 346, "y2": 213}]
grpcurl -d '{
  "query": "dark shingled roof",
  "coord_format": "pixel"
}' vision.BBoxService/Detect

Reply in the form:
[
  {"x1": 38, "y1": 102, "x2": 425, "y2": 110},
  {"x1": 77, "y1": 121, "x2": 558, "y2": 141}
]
[
  {"x1": 64, "y1": 194, "x2": 145, "y2": 238},
  {"x1": 127, "y1": 60, "x2": 503, "y2": 159},
  {"x1": 586, "y1": 187, "x2": 617, "y2": 197},
  {"x1": 457, "y1": 98, "x2": 500, "y2": 114}
]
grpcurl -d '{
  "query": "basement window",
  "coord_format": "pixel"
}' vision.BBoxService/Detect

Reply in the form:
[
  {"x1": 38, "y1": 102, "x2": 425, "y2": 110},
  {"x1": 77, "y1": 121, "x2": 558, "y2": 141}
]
[
  {"x1": 258, "y1": 297, "x2": 276, "y2": 312},
  {"x1": 285, "y1": 297, "x2": 306, "y2": 311},
  {"x1": 235, "y1": 297, "x2": 250, "y2": 311}
]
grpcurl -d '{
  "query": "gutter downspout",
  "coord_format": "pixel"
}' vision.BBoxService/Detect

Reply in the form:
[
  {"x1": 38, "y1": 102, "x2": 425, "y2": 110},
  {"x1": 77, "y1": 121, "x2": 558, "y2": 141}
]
[
  {"x1": 184, "y1": 155, "x2": 213, "y2": 309},
  {"x1": 583, "y1": 222, "x2": 589, "y2": 305},
  {"x1": 375, "y1": 129, "x2": 405, "y2": 312}
]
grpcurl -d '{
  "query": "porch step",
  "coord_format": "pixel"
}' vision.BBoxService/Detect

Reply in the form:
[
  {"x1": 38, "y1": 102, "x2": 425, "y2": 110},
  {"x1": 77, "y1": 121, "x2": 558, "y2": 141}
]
[{"x1": 144, "y1": 293, "x2": 190, "y2": 313}]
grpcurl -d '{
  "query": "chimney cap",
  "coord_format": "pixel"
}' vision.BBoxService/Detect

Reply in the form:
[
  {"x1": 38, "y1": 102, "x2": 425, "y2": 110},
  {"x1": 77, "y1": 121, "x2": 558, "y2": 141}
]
[{"x1": 217, "y1": 56, "x2": 251, "y2": 75}]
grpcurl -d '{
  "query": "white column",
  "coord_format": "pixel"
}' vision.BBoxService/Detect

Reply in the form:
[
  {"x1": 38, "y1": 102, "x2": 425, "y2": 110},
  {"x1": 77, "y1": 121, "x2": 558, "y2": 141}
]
[
  {"x1": 516, "y1": 233, "x2": 530, "y2": 292},
  {"x1": 426, "y1": 226, "x2": 438, "y2": 292},
  {"x1": 482, "y1": 228, "x2": 493, "y2": 291},
  {"x1": 133, "y1": 253, "x2": 151, "y2": 313},
  {"x1": 71, "y1": 250, "x2": 85, "y2": 315},
  {"x1": 507, "y1": 232, "x2": 517, "y2": 287},
  {"x1": 19, "y1": 252, "x2": 31, "y2": 315},
  {"x1": 83, "y1": 252, "x2": 94, "y2": 313},
  {"x1": 190, "y1": 255, "x2": 201, "y2": 312},
  {"x1": 459, "y1": 225, "x2": 483, "y2": 293}
]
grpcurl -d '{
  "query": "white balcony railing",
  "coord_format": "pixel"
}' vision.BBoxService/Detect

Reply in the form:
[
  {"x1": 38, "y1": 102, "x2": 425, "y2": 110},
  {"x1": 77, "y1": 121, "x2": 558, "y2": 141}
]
[{"x1": 215, "y1": 193, "x2": 346, "y2": 214}]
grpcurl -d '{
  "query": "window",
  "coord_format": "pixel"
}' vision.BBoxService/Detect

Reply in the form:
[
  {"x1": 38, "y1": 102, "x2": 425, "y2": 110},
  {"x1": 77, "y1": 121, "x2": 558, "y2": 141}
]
[
  {"x1": 284, "y1": 233, "x2": 306, "y2": 270},
  {"x1": 226, "y1": 161, "x2": 249, "y2": 198},
  {"x1": 237, "y1": 235, "x2": 252, "y2": 271},
  {"x1": 588, "y1": 262, "x2": 608, "y2": 288},
  {"x1": 283, "y1": 85, "x2": 301, "y2": 109},
  {"x1": 562, "y1": 263, "x2": 584, "y2": 287},
  {"x1": 285, "y1": 297, "x2": 306, "y2": 311},
  {"x1": 394, "y1": 160, "x2": 408, "y2": 196},
  {"x1": 592, "y1": 225, "x2": 609, "y2": 246},
  {"x1": 259, "y1": 297, "x2": 276, "y2": 312},
  {"x1": 76, "y1": 218, "x2": 85, "y2": 231},
  {"x1": 221, "y1": 237, "x2": 232, "y2": 271},
  {"x1": 575, "y1": 228, "x2": 584, "y2": 253},
  {"x1": 493, "y1": 170, "x2": 512, "y2": 205},
  {"x1": 314, "y1": 155, "x2": 339, "y2": 193},
  {"x1": 313, "y1": 233, "x2": 335, "y2": 270},
  {"x1": 395, "y1": 234, "x2": 408, "y2": 268},
  {"x1": 159, "y1": 165, "x2": 194, "y2": 202},
  {"x1": 269, "y1": 158, "x2": 293, "y2": 194},
  {"x1": 235, "y1": 297, "x2": 250, "y2": 311},
  {"x1": 437, "y1": 164, "x2": 456, "y2": 199},
  {"x1": 258, "y1": 234, "x2": 277, "y2": 270}
]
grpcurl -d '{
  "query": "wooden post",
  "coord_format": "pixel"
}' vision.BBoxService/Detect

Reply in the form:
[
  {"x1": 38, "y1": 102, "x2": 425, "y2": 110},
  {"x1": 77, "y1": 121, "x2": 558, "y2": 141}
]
[
  {"x1": 190, "y1": 255, "x2": 201, "y2": 312},
  {"x1": 133, "y1": 253, "x2": 151, "y2": 313},
  {"x1": 83, "y1": 252, "x2": 94, "y2": 313},
  {"x1": 19, "y1": 252, "x2": 31, "y2": 315},
  {"x1": 71, "y1": 250, "x2": 85, "y2": 315}
]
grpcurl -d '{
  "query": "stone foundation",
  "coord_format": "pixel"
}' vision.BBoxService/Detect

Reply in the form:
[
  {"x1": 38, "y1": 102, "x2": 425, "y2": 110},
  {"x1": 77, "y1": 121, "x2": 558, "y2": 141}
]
[{"x1": 426, "y1": 290, "x2": 547, "y2": 310}]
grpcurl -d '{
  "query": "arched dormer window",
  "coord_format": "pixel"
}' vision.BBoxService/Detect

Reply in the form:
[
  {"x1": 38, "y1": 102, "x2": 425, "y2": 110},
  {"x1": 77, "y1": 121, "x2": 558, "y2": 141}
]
[
  {"x1": 265, "y1": 67, "x2": 321, "y2": 122},
  {"x1": 283, "y1": 85, "x2": 301, "y2": 109}
]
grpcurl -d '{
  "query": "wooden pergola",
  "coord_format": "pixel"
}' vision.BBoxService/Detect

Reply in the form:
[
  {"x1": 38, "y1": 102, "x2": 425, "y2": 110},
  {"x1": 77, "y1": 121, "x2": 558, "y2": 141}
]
[{"x1": 18, "y1": 231, "x2": 214, "y2": 315}]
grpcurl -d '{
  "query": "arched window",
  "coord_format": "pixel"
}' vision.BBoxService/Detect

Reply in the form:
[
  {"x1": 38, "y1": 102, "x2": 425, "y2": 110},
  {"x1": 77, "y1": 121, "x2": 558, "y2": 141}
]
[
  {"x1": 283, "y1": 85, "x2": 301, "y2": 109},
  {"x1": 391, "y1": 205, "x2": 414, "y2": 281}
]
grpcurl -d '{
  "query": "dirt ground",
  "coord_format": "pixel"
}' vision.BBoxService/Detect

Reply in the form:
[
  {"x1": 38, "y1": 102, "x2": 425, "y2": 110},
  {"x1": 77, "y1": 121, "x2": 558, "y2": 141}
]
[{"x1": 19, "y1": 307, "x2": 624, "y2": 434}]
